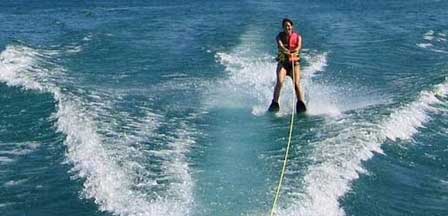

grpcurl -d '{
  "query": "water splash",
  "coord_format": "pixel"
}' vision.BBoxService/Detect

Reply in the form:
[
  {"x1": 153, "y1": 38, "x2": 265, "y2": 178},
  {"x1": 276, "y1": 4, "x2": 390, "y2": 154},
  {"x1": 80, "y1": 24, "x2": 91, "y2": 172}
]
[{"x1": 0, "y1": 44, "x2": 196, "y2": 216}]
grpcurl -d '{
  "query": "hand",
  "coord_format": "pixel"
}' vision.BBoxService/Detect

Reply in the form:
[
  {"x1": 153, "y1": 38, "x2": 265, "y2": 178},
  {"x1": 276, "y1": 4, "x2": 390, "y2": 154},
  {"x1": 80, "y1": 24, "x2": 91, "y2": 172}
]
[
  {"x1": 281, "y1": 49, "x2": 290, "y2": 55},
  {"x1": 289, "y1": 54, "x2": 300, "y2": 62}
]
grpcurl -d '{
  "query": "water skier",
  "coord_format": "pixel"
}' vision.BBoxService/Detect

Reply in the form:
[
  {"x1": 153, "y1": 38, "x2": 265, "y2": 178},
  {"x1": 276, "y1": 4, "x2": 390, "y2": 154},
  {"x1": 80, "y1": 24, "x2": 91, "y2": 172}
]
[{"x1": 268, "y1": 18, "x2": 306, "y2": 113}]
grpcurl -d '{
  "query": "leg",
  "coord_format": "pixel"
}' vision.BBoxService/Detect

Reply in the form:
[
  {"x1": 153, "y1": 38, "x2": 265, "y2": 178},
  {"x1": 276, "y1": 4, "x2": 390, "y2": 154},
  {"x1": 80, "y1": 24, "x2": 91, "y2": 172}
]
[
  {"x1": 292, "y1": 63, "x2": 305, "y2": 102},
  {"x1": 273, "y1": 63, "x2": 287, "y2": 103},
  {"x1": 268, "y1": 63, "x2": 287, "y2": 112},
  {"x1": 292, "y1": 63, "x2": 307, "y2": 112}
]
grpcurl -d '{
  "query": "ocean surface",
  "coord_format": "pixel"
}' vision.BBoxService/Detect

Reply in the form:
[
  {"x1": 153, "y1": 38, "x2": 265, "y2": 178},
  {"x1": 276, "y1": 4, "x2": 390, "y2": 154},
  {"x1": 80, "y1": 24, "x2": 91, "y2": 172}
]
[{"x1": 1, "y1": 1, "x2": 447, "y2": 216}]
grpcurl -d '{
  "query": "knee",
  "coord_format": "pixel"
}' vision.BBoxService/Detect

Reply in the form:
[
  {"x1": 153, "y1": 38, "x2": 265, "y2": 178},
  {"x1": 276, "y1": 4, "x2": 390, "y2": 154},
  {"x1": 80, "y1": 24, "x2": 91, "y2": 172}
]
[{"x1": 275, "y1": 79, "x2": 284, "y2": 87}]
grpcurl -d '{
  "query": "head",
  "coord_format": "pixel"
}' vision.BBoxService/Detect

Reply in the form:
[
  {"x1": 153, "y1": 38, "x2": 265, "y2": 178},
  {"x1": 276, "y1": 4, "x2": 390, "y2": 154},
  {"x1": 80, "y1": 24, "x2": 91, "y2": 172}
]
[{"x1": 282, "y1": 18, "x2": 294, "y2": 35}]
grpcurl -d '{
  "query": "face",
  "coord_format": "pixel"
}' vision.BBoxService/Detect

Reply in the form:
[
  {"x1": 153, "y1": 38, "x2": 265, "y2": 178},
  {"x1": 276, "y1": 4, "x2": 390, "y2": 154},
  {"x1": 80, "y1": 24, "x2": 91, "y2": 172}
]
[{"x1": 283, "y1": 22, "x2": 293, "y2": 35}]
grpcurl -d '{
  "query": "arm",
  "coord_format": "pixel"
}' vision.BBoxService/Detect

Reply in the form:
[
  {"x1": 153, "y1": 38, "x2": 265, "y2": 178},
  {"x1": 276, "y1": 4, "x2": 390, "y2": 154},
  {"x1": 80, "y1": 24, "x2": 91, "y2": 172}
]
[{"x1": 276, "y1": 34, "x2": 290, "y2": 54}]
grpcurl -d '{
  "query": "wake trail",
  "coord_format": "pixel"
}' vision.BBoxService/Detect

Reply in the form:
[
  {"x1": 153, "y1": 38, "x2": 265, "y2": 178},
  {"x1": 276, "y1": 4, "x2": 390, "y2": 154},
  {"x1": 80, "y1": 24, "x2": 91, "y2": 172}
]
[
  {"x1": 0, "y1": 44, "x2": 196, "y2": 216},
  {"x1": 278, "y1": 79, "x2": 448, "y2": 216}
]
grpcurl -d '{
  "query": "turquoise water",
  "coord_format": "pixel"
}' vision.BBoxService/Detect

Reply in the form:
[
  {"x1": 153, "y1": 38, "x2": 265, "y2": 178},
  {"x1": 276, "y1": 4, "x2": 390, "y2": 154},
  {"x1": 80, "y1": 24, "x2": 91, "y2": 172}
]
[{"x1": 1, "y1": 1, "x2": 448, "y2": 216}]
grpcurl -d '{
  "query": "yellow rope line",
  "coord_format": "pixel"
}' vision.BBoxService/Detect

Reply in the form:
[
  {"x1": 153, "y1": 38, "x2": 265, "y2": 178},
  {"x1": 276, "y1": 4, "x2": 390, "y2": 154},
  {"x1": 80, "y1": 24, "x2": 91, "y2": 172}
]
[{"x1": 269, "y1": 60, "x2": 296, "y2": 216}]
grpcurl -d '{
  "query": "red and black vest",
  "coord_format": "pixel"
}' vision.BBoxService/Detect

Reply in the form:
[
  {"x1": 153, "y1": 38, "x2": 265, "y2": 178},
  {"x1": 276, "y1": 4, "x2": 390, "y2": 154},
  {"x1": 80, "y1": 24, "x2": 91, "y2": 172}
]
[
  {"x1": 278, "y1": 31, "x2": 300, "y2": 51},
  {"x1": 277, "y1": 31, "x2": 301, "y2": 63}
]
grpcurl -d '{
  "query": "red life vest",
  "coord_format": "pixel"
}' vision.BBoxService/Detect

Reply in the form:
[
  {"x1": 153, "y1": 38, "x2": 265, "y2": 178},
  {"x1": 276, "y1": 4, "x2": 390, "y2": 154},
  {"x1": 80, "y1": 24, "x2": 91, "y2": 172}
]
[
  {"x1": 277, "y1": 31, "x2": 302, "y2": 63},
  {"x1": 288, "y1": 32, "x2": 300, "y2": 51}
]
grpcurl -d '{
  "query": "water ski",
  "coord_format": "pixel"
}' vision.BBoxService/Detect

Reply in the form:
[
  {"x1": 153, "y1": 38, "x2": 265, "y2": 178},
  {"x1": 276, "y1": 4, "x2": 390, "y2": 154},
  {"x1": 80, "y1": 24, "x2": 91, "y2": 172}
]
[
  {"x1": 296, "y1": 100, "x2": 307, "y2": 113},
  {"x1": 268, "y1": 101, "x2": 280, "y2": 112},
  {"x1": 267, "y1": 100, "x2": 307, "y2": 113}
]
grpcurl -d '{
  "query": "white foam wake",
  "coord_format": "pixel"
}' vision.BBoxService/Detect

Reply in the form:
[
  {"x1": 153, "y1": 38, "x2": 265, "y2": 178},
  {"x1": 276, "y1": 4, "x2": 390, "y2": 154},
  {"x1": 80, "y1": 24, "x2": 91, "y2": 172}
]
[
  {"x1": 215, "y1": 43, "x2": 385, "y2": 117},
  {"x1": 278, "y1": 79, "x2": 448, "y2": 216},
  {"x1": 0, "y1": 44, "x2": 194, "y2": 216}
]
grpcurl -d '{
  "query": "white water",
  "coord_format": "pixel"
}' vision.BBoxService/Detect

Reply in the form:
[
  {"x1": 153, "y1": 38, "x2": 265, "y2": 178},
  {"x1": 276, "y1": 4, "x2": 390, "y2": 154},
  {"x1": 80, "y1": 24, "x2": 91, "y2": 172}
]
[
  {"x1": 0, "y1": 44, "x2": 196, "y2": 216},
  {"x1": 277, "y1": 80, "x2": 448, "y2": 216}
]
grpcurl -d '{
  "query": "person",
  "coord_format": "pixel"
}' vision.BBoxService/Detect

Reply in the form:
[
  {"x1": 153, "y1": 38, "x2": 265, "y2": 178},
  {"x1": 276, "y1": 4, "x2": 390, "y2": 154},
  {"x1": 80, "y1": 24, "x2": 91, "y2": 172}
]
[{"x1": 268, "y1": 18, "x2": 306, "y2": 113}]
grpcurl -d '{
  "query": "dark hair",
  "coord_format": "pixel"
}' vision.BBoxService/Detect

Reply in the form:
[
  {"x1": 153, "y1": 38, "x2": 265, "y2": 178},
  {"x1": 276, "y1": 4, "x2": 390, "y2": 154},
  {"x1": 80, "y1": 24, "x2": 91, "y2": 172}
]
[{"x1": 282, "y1": 18, "x2": 294, "y2": 27}]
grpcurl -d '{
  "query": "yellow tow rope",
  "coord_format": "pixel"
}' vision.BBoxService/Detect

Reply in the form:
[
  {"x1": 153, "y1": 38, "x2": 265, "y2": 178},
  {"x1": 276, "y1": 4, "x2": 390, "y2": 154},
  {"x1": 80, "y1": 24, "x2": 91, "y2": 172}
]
[{"x1": 269, "y1": 58, "x2": 297, "y2": 216}]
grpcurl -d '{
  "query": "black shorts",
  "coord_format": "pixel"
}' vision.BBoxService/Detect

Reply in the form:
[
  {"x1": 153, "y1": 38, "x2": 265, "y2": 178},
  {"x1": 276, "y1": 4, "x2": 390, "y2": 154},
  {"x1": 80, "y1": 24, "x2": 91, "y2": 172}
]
[{"x1": 279, "y1": 61, "x2": 299, "y2": 77}]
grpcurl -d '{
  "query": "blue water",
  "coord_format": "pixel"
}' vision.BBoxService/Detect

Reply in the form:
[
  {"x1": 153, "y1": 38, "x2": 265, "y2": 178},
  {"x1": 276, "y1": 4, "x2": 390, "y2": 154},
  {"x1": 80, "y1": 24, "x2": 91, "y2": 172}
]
[{"x1": 1, "y1": 1, "x2": 448, "y2": 216}]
